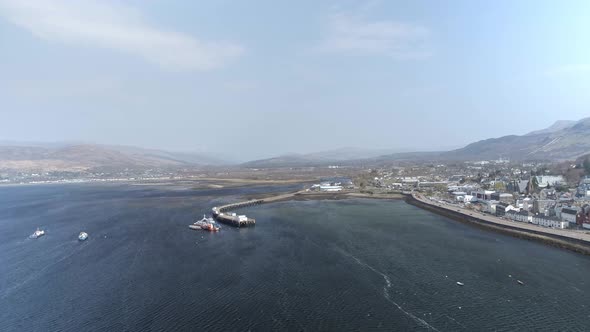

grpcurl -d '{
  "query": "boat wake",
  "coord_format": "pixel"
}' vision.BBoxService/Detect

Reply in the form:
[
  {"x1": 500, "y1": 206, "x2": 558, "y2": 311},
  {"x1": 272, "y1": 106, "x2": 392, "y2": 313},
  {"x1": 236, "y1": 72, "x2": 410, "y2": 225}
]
[{"x1": 337, "y1": 249, "x2": 440, "y2": 331}]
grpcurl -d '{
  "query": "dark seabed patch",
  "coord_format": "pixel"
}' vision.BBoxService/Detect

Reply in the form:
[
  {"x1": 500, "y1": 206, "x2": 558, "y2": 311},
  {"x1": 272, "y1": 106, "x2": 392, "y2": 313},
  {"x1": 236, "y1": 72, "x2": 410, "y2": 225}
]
[{"x1": 0, "y1": 184, "x2": 589, "y2": 331}]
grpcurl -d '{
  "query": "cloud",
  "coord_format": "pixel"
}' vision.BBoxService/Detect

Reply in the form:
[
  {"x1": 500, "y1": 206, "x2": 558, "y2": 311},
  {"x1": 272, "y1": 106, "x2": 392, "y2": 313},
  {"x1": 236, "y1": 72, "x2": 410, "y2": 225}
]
[
  {"x1": 317, "y1": 11, "x2": 431, "y2": 58},
  {"x1": 545, "y1": 64, "x2": 590, "y2": 77},
  {"x1": 0, "y1": 0, "x2": 244, "y2": 71}
]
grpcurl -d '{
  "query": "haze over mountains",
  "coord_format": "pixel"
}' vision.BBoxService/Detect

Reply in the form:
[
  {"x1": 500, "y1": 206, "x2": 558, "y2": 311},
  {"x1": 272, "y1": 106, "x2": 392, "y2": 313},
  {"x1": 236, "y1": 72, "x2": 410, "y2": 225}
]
[
  {"x1": 440, "y1": 117, "x2": 590, "y2": 161},
  {"x1": 0, "y1": 143, "x2": 228, "y2": 172},
  {"x1": 243, "y1": 117, "x2": 590, "y2": 167},
  {"x1": 1, "y1": 117, "x2": 589, "y2": 172}
]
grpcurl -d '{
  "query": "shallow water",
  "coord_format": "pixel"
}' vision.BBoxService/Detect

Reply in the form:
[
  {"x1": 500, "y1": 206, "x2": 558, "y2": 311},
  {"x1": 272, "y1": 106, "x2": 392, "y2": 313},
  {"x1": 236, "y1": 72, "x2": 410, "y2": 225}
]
[{"x1": 1, "y1": 184, "x2": 589, "y2": 331}]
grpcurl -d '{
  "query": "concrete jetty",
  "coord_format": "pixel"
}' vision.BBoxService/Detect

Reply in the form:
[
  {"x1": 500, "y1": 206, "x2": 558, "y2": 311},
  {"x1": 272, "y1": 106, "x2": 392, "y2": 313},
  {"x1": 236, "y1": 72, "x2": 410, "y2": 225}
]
[{"x1": 212, "y1": 200, "x2": 261, "y2": 227}]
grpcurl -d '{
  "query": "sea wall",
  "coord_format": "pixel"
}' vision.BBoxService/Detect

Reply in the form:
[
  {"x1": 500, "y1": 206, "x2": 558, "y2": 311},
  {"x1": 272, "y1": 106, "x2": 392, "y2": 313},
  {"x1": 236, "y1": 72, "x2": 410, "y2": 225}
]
[{"x1": 404, "y1": 194, "x2": 590, "y2": 256}]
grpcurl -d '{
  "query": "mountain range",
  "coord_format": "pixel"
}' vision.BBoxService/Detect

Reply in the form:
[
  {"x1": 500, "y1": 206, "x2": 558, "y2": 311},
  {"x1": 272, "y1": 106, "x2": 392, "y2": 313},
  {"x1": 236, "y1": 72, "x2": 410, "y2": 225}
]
[
  {"x1": 1, "y1": 117, "x2": 589, "y2": 171},
  {"x1": 242, "y1": 117, "x2": 590, "y2": 167},
  {"x1": 439, "y1": 117, "x2": 590, "y2": 161},
  {"x1": 0, "y1": 143, "x2": 227, "y2": 172}
]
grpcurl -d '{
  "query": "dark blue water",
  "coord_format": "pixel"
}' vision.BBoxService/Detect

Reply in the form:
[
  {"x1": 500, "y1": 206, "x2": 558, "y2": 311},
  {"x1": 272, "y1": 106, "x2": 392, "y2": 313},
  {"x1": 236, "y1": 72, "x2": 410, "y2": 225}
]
[{"x1": 1, "y1": 184, "x2": 589, "y2": 331}]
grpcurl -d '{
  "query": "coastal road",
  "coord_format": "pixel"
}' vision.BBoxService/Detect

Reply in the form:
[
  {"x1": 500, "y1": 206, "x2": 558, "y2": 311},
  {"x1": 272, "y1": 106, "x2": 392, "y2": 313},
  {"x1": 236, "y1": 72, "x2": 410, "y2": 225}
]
[{"x1": 413, "y1": 194, "x2": 590, "y2": 244}]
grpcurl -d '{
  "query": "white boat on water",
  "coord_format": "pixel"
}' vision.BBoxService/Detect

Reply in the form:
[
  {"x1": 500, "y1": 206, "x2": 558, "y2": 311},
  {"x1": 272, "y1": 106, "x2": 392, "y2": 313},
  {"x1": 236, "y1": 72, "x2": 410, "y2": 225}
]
[
  {"x1": 199, "y1": 214, "x2": 215, "y2": 224},
  {"x1": 78, "y1": 232, "x2": 88, "y2": 241},
  {"x1": 456, "y1": 282, "x2": 464, "y2": 286},
  {"x1": 29, "y1": 228, "x2": 45, "y2": 239},
  {"x1": 190, "y1": 215, "x2": 220, "y2": 232}
]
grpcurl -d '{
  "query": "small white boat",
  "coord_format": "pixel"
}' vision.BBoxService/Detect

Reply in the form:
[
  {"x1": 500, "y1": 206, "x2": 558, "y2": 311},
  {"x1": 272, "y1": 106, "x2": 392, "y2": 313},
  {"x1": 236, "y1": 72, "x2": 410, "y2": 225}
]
[
  {"x1": 29, "y1": 228, "x2": 45, "y2": 239},
  {"x1": 517, "y1": 280, "x2": 524, "y2": 286},
  {"x1": 78, "y1": 232, "x2": 88, "y2": 241},
  {"x1": 456, "y1": 282, "x2": 464, "y2": 286}
]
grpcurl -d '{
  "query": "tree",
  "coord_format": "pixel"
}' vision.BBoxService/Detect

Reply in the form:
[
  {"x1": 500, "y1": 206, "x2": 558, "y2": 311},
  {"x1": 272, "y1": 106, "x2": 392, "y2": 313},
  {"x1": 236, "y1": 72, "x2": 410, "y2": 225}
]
[
  {"x1": 565, "y1": 168, "x2": 584, "y2": 185},
  {"x1": 528, "y1": 176, "x2": 539, "y2": 194}
]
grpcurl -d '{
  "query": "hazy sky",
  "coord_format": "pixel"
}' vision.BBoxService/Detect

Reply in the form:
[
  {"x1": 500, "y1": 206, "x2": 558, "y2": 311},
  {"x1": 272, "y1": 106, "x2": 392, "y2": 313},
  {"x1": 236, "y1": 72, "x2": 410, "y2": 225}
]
[{"x1": 1, "y1": 0, "x2": 589, "y2": 160}]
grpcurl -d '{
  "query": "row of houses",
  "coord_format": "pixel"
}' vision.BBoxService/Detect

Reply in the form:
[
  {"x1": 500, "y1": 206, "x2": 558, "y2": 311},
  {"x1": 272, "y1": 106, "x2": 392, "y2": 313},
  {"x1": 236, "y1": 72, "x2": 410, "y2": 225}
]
[
  {"x1": 459, "y1": 188, "x2": 585, "y2": 230},
  {"x1": 497, "y1": 202, "x2": 589, "y2": 229}
]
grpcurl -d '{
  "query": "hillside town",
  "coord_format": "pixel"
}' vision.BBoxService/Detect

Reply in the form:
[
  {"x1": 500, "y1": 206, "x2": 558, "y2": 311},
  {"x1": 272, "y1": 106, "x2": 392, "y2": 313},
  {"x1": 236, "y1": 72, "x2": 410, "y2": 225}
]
[{"x1": 365, "y1": 158, "x2": 590, "y2": 231}]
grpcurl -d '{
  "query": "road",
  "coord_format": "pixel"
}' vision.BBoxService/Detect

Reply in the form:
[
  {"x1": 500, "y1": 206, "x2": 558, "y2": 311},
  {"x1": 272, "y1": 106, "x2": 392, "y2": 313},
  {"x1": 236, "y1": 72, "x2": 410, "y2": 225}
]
[{"x1": 412, "y1": 194, "x2": 590, "y2": 244}]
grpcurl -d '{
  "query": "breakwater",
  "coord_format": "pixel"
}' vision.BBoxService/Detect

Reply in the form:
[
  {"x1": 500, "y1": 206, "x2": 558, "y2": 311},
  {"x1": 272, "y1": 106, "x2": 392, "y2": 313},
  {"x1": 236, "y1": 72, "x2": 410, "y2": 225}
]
[
  {"x1": 211, "y1": 191, "x2": 304, "y2": 227},
  {"x1": 212, "y1": 200, "x2": 261, "y2": 227}
]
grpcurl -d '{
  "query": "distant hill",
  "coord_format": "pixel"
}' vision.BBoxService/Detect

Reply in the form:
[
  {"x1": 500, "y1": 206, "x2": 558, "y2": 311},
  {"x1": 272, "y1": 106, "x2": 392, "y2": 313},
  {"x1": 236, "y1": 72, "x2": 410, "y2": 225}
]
[
  {"x1": 524, "y1": 120, "x2": 576, "y2": 136},
  {"x1": 241, "y1": 117, "x2": 590, "y2": 167},
  {"x1": 439, "y1": 117, "x2": 590, "y2": 161},
  {"x1": 0, "y1": 143, "x2": 229, "y2": 172},
  {"x1": 5, "y1": 118, "x2": 589, "y2": 172},
  {"x1": 240, "y1": 147, "x2": 408, "y2": 168}
]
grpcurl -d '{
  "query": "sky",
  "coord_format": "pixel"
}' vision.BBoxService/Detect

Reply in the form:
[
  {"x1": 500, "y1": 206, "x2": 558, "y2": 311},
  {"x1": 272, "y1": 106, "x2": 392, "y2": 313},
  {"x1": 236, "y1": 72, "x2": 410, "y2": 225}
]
[{"x1": 0, "y1": 0, "x2": 589, "y2": 161}]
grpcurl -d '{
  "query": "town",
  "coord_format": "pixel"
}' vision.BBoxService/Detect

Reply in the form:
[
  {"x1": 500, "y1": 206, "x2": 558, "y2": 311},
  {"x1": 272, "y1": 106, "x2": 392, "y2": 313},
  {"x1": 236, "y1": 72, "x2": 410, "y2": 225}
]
[{"x1": 361, "y1": 158, "x2": 590, "y2": 231}]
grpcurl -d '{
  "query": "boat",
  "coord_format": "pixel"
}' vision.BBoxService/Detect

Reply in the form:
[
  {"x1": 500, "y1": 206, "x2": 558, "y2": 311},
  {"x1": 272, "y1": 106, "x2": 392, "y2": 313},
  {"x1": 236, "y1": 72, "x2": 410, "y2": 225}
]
[
  {"x1": 190, "y1": 215, "x2": 220, "y2": 232},
  {"x1": 198, "y1": 215, "x2": 216, "y2": 224},
  {"x1": 456, "y1": 282, "x2": 464, "y2": 286},
  {"x1": 78, "y1": 232, "x2": 88, "y2": 241},
  {"x1": 517, "y1": 280, "x2": 524, "y2": 285},
  {"x1": 201, "y1": 223, "x2": 220, "y2": 232},
  {"x1": 29, "y1": 228, "x2": 45, "y2": 239}
]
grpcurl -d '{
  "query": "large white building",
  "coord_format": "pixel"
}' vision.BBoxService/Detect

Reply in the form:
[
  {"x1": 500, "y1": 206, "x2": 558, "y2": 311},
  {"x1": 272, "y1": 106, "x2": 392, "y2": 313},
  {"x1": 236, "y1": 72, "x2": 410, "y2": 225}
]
[
  {"x1": 535, "y1": 175, "x2": 565, "y2": 188},
  {"x1": 319, "y1": 185, "x2": 343, "y2": 192}
]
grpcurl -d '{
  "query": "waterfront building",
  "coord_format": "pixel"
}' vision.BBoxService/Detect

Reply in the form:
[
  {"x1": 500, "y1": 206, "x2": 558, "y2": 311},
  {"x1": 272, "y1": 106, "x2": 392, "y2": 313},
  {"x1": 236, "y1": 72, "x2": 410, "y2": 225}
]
[
  {"x1": 559, "y1": 207, "x2": 579, "y2": 226},
  {"x1": 496, "y1": 202, "x2": 508, "y2": 217},
  {"x1": 531, "y1": 214, "x2": 568, "y2": 229},
  {"x1": 506, "y1": 210, "x2": 532, "y2": 223},
  {"x1": 319, "y1": 185, "x2": 343, "y2": 192}
]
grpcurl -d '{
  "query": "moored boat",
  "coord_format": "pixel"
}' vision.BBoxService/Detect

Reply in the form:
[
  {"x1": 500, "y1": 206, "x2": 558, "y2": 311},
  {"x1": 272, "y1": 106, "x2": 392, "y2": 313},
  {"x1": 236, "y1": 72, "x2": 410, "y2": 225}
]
[
  {"x1": 78, "y1": 232, "x2": 88, "y2": 241},
  {"x1": 190, "y1": 215, "x2": 220, "y2": 232},
  {"x1": 29, "y1": 228, "x2": 45, "y2": 239}
]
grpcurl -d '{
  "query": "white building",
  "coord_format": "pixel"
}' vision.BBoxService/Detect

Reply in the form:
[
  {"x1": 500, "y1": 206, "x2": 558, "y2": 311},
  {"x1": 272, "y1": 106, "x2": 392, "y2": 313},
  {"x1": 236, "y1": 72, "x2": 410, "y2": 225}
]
[
  {"x1": 535, "y1": 175, "x2": 565, "y2": 188},
  {"x1": 506, "y1": 210, "x2": 532, "y2": 223},
  {"x1": 320, "y1": 185, "x2": 343, "y2": 192},
  {"x1": 531, "y1": 215, "x2": 568, "y2": 229}
]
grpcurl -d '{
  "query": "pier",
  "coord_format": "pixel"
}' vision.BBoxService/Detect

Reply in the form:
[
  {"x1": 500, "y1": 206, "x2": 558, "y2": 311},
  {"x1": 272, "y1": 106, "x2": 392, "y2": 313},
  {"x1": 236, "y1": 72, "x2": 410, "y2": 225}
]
[
  {"x1": 212, "y1": 199, "x2": 262, "y2": 227},
  {"x1": 210, "y1": 192, "x2": 304, "y2": 227}
]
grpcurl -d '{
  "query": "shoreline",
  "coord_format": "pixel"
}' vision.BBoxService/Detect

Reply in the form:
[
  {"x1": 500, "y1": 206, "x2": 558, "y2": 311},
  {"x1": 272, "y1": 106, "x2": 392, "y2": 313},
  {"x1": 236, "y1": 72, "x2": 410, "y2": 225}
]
[
  {"x1": 245, "y1": 190, "x2": 405, "y2": 203},
  {"x1": 238, "y1": 190, "x2": 590, "y2": 255},
  {"x1": 406, "y1": 194, "x2": 590, "y2": 256}
]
